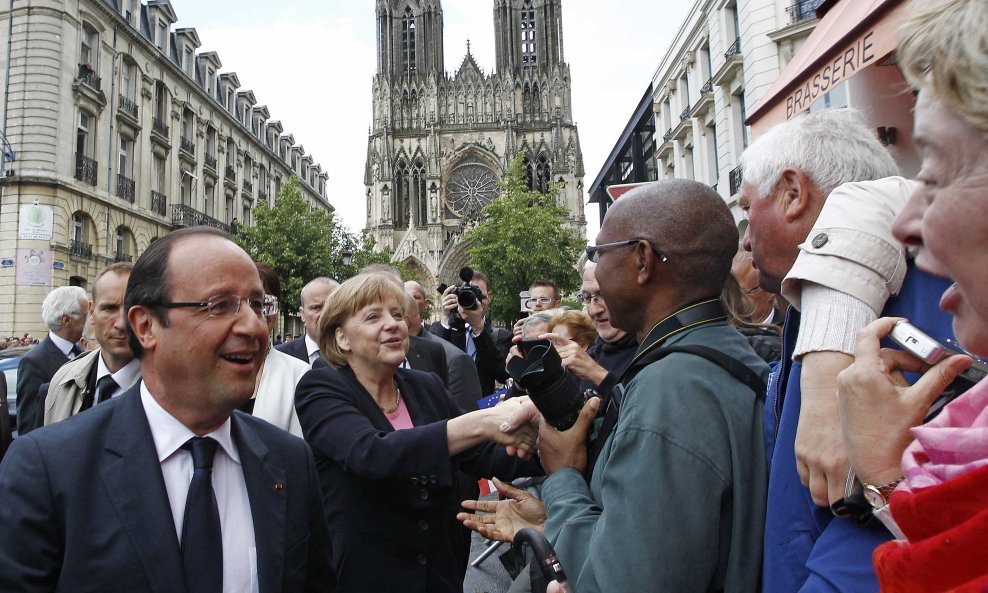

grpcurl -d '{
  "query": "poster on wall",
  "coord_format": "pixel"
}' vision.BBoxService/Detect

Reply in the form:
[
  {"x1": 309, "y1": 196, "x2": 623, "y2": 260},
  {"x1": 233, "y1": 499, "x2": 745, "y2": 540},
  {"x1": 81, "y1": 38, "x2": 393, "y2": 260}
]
[
  {"x1": 18, "y1": 204, "x2": 54, "y2": 240},
  {"x1": 15, "y1": 248, "x2": 52, "y2": 286}
]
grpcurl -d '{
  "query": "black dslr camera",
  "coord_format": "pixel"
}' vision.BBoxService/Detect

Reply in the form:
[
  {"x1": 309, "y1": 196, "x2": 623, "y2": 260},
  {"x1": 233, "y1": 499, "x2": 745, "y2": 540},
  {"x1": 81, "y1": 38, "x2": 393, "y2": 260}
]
[
  {"x1": 438, "y1": 267, "x2": 485, "y2": 311},
  {"x1": 506, "y1": 340, "x2": 584, "y2": 431}
]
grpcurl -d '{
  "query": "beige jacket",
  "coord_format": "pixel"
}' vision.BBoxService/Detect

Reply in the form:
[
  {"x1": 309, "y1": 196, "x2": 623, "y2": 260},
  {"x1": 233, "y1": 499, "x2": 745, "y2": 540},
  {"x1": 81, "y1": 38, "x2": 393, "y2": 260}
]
[{"x1": 43, "y1": 349, "x2": 141, "y2": 425}]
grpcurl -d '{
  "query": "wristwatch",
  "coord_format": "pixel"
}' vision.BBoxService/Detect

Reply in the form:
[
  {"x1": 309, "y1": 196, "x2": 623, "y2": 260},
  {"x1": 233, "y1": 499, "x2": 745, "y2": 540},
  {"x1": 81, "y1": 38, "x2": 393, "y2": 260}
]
[{"x1": 862, "y1": 477, "x2": 905, "y2": 510}]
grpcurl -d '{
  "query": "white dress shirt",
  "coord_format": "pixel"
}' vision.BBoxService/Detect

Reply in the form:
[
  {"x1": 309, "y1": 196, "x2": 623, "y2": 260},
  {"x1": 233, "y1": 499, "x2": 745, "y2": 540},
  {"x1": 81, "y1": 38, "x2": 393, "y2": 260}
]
[
  {"x1": 48, "y1": 331, "x2": 79, "y2": 358},
  {"x1": 95, "y1": 356, "x2": 141, "y2": 398},
  {"x1": 140, "y1": 385, "x2": 259, "y2": 593},
  {"x1": 304, "y1": 334, "x2": 320, "y2": 366}
]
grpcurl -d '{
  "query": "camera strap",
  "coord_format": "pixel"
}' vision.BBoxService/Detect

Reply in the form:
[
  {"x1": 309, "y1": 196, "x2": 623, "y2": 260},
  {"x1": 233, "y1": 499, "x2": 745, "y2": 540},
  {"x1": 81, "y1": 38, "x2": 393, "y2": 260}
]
[{"x1": 586, "y1": 299, "x2": 765, "y2": 476}]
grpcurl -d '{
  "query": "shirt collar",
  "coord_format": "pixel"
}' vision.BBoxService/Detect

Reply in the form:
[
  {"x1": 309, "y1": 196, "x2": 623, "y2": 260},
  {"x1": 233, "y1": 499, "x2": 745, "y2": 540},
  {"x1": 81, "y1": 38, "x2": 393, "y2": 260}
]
[
  {"x1": 48, "y1": 331, "x2": 76, "y2": 356},
  {"x1": 97, "y1": 354, "x2": 141, "y2": 390},
  {"x1": 304, "y1": 334, "x2": 320, "y2": 357},
  {"x1": 140, "y1": 383, "x2": 240, "y2": 465}
]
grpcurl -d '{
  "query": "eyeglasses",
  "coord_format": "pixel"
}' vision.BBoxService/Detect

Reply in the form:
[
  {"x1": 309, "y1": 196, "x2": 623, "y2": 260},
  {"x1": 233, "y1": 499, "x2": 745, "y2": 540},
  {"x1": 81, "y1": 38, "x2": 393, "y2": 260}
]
[
  {"x1": 585, "y1": 239, "x2": 669, "y2": 263},
  {"x1": 525, "y1": 297, "x2": 557, "y2": 307},
  {"x1": 575, "y1": 292, "x2": 604, "y2": 305},
  {"x1": 156, "y1": 294, "x2": 266, "y2": 319}
]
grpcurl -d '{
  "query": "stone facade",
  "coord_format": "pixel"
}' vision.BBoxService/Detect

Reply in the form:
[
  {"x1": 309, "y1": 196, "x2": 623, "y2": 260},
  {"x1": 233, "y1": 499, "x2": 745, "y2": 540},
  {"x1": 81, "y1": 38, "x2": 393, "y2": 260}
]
[
  {"x1": 0, "y1": 0, "x2": 331, "y2": 337},
  {"x1": 364, "y1": 0, "x2": 585, "y2": 291}
]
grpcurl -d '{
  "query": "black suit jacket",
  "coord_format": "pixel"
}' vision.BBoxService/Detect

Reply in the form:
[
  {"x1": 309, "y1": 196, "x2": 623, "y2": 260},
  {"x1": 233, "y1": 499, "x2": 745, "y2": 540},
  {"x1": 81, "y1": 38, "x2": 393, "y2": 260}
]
[
  {"x1": 0, "y1": 386, "x2": 335, "y2": 593},
  {"x1": 405, "y1": 335, "x2": 449, "y2": 386},
  {"x1": 275, "y1": 336, "x2": 310, "y2": 364},
  {"x1": 295, "y1": 366, "x2": 538, "y2": 593},
  {"x1": 418, "y1": 330, "x2": 484, "y2": 411},
  {"x1": 16, "y1": 336, "x2": 70, "y2": 435},
  {"x1": 428, "y1": 319, "x2": 506, "y2": 396}
]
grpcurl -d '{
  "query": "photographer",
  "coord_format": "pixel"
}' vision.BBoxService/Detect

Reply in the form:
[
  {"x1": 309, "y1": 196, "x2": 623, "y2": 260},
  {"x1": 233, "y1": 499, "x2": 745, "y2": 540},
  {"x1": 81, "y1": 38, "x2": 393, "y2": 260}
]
[
  {"x1": 463, "y1": 180, "x2": 769, "y2": 593},
  {"x1": 430, "y1": 269, "x2": 510, "y2": 395}
]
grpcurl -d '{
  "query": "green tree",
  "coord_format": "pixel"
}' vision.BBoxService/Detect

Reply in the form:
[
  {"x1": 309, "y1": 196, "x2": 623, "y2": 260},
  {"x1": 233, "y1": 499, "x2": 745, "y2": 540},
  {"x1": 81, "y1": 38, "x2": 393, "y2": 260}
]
[{"x1": 465, "y1": 152, "x2": 585, "y2": 325}]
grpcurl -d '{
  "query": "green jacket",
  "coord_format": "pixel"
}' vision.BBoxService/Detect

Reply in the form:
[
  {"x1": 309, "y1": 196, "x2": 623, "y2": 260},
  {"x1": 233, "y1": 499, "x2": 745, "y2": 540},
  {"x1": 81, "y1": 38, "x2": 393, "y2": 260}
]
[{"x1": 542, "y1": 321, "x2": 768, "y2": 593}]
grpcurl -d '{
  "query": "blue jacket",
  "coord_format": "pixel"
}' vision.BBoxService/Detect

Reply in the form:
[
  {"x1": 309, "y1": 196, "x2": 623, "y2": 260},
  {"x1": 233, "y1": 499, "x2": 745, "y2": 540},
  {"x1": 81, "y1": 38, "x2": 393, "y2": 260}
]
[{"x1": 762, "y1": 267, "x2": 956, "y2": 593}]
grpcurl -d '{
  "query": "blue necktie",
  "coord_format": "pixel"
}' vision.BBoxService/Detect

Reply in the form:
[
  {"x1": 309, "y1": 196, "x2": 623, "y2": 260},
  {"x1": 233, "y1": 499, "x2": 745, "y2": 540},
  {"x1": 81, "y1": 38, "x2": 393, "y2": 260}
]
[
  {"x1": 181, "y1": 437, "x2": 223, "y2": 593},
  {"x1": 465, "y1": 325, "x2": 477, "y2": 360}
]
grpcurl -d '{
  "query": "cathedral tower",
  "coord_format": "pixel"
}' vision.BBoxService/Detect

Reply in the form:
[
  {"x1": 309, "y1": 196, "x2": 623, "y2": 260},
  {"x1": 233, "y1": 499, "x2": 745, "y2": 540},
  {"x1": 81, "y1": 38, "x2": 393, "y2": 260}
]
[{"x1": 365, "y1": 1, "x2": 585, "y2": 290}]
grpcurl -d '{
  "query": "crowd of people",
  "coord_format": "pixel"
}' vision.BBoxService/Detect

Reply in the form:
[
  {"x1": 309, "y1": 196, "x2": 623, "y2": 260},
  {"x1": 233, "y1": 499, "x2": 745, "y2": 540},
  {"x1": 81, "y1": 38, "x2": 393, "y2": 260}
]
[{"x1": 0, "y1": 0, "x2": 986, "y2": 591}]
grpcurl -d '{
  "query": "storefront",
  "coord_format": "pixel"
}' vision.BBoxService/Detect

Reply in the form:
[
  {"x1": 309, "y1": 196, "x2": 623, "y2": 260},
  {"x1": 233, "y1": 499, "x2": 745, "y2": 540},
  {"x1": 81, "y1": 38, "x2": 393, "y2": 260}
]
[{"x1": 747, "y1": 0, "x2": 921, "y2": 175}]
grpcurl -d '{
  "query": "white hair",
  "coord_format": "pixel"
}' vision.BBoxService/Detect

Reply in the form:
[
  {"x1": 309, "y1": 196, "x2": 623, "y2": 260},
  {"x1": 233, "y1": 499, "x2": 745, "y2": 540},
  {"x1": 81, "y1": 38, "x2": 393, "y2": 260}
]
[
  {"x1": 41, "y1": 286, "x2": 88, "y2": 331},
  {"x1": 740, "y1": 108, "x2": 900, "y2": 199}
]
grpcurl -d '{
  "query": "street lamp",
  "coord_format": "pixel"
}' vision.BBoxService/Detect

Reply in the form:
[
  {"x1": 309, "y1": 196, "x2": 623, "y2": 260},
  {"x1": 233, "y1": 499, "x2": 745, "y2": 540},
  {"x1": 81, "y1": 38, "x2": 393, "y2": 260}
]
[{"x1": 341, "y1": 249, "x2": 353, "y2": 267}]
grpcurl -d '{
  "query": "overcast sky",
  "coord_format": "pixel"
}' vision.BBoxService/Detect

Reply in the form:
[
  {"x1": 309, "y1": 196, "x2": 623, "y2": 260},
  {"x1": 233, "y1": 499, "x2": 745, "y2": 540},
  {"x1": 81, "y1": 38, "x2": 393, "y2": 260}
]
[{"x1": 166, "y1": 0, "x2": 693, "y2": 242}]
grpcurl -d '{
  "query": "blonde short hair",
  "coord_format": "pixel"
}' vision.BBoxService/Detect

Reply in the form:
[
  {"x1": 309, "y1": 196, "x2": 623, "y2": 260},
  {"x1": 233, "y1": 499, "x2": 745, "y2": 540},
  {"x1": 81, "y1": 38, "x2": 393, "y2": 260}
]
[
  {"x1": 317, "y1": 273, "x2": 408, "y2": 368},
  {"x1": 548, "y1": 310, "x2": 597, "y2": 350},
  {"x1": 899, "y1": 0, "x2": 988, "y2": 133}
]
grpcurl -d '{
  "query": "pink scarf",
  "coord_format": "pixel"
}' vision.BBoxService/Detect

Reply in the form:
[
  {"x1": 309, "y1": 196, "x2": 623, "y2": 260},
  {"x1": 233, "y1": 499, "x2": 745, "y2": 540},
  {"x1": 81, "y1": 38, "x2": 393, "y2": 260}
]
[{"x1": 901, "y1": 379, "x2": 988, "y2": 492}]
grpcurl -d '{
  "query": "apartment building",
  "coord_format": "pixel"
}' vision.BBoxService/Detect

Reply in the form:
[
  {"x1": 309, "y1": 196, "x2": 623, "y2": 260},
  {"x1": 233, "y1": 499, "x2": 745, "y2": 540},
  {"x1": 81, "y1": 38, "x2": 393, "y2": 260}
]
[{"x1": 0, "y1": 0, "x2": 331, "y2": 336}]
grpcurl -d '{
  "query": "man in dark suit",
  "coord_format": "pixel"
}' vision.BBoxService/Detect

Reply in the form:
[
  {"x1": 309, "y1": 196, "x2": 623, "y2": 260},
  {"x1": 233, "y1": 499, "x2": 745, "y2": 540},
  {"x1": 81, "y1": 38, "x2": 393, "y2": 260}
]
[
  {"x1": 0, "y1": 227, "x2": 333, "y2": 592},
  {"x1": 405, "y1": 281, "x2": 483, "y2": 410},
  {"x1": 429, "y1": 270, "x2": 508, "y2": 396},
  {"x1": 276, "y1": 277, "x2": 339, "y2": 365},
  {"x1": 16, "y1": 285, "x2": 89, "y2": 434}
]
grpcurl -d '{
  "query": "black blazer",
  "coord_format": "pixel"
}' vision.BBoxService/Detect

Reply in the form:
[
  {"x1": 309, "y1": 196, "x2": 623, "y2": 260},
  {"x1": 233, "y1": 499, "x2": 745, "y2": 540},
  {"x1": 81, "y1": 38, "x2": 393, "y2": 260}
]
[
  {"x1": 0, "y1": 386, "x2": 335, "y2": 593},
  {"x1": 428, "y1": 319, "x2": 506, "y2": 396},
  {"x1": 405, "y1": 335, "x2": 449, "y2": 386},
  {"x1": 16, "y1": 336, "x2": 70, "y2": 434},
  {"x1": 275, "y1": 336, "x2": 310, "y2": 364},
  {"x1": 295, "y1": 366, "x2": 538, "y2": 593}
]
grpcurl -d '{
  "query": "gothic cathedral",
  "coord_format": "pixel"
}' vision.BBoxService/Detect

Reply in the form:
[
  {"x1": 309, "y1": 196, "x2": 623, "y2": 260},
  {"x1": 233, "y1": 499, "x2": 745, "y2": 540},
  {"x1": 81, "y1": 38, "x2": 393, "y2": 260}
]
[{"x1": 363, "y1": 0, "x2": 585, "y2": 289}]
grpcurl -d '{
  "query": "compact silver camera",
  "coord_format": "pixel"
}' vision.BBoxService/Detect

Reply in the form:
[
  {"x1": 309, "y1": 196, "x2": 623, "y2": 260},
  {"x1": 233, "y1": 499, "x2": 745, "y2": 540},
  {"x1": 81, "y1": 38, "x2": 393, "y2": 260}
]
[{"x1": 889, "y1": 320, "x2": 988, "y2": 386}]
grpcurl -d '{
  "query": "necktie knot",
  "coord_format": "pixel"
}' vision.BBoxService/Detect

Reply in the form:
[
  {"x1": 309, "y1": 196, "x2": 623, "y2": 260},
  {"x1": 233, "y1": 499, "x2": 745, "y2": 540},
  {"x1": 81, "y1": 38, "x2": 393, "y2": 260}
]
[
  {"x1": 183, "y1": 436, "x2": 219, "y2": 471},
  {"x1": 95, "y1": 375, "x2": 119, "y2": 404}
]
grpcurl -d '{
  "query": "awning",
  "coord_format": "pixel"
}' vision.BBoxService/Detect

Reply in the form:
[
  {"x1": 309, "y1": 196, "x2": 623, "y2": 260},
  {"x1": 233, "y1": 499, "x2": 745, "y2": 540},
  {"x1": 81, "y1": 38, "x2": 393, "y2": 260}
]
[{"x1": 747, "y1": 0, "x2": 912, "y2": 135}]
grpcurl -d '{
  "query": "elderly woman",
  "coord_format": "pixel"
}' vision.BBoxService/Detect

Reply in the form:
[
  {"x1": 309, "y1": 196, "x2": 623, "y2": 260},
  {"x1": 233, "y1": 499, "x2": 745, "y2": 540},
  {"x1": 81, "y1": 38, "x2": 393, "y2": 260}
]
[
  {"x1": 837, "y1": 1, "x2": 988, "y2": 590},
  {"x1": 546, "y1": 310, "x2": 597, "y2": 351},
  {"x1": 244, "y1": 262, "x2": 309, "y2": 436},
  {"x1": 294, "y1": 273, "x2": 539, "y2": 593}
]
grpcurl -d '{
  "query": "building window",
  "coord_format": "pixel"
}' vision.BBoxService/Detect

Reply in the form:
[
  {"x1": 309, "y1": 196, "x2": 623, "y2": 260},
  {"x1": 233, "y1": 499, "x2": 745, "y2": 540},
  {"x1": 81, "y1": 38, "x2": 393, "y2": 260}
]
[
  {"x1": 181, "y1": 170, "x2": 193, "y2": 206},
  {"x1": 525, "y1": 153, "x2": 551, "y2": 194},
  {"x1": 153, "y1": 154, "x2": 166, "y2": 193},
  {"x1": 154, "y1": 80, "x2": 167, "y2": 121},
  {"x1": 520, "y1": 1, "x2": 537, "y2": 68},
  {"x1": 184, "y1": 47, "x2": 193, "y2": 75},
  {"x1": 157, "y1": 20, "x2": 168, "y2": 52},
  {"x1": 393, "y1": 160, "x2": 411, "y2": 228},
  {"x1": 80, "y1": 24, "x2": 98, "y2": 68},
  {"x1": 401, "y1": 7, "x2": 416, "y2": 74},
  {"x1": 71, "y1": 212, "x2": 84, "y2": 243},
  {"x1": 204, "y1": 182, "x2": 215, "y2": 217},
  {"x1": 412, "y1": 161, "x2": 427, "y2": 227}
]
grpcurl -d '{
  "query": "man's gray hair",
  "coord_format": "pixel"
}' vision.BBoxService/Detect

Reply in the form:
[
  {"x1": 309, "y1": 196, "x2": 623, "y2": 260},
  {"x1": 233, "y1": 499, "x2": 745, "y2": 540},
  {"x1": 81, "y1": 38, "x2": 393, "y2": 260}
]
[
  {"x1": 41, "y1": 286, "x2": 88, "y2": 331},
  {"x1": 740, "y1": 108, "x2": 900, "y2": 199}
]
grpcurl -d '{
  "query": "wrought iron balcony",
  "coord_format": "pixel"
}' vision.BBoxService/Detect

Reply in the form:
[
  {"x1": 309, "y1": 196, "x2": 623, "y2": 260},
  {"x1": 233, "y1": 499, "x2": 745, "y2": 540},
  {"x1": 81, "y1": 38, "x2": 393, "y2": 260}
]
[
  {"x1": 152, "y1": 117, "x2": 169, "y2": 137},
  {"x1": 150, "y1": 190, "x2": 167, "y2": 216},
  {"x1": 725, "y1": 37, "x2": 742, "y2": 59},
  {"x1": 75, "y1": 153, "x2": 97, "y2": 185},
  {"x1": 118, "y1": 94, "x2": 138, "y2": 118},
  {"x1": 171, "y1": 203, "x2": 230, "y2": 232},
  {"x1": 700, "y1": 78, "x2": 714, "y2": 95},
  {"x1": 729, "y1": 165, "x2": 744, "y2": 196},
  {"x1": 113, "y1": 252, "x2": 133, "y2": 263},
  {"x1": 787, "y1": 0, "x2": 823, "y2": 24},
  {"x1": 116, "y1": 173, "x2": 135, "y2": 203},
  {"x1": 77, "y1": 63, "x2": 101, "y2": 91},
  {"x1": 69, "y1": 240, "x2": 93, "y2": 260},
  {"x1": 242, "y1": 180, "x2": 253, "y2": 195},
  {"x1": 680, "y1": 107, "x2": 691, "y2": 122},
  {"x1": 180, "y1": 136, "x2": 195, "y2": 155},
  {"x1": 258, "y1": 190, "x2": 268, "y2": 202},
  {"x1": 663, "y1": 128, "x2": 673, "y2": 142},
  {"x1": 225, "y1": 165, "x2": 236, "y2": 182},
  {"x1": 204, "y1": 153, "x2": 217, "y2": 170}
]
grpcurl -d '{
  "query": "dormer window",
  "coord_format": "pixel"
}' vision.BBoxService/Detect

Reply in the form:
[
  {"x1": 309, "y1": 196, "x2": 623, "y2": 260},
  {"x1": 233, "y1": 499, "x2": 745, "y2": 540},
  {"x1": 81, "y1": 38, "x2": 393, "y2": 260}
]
[{"x1": 156, "y1": 20, "x2": 168, "y2": 52}]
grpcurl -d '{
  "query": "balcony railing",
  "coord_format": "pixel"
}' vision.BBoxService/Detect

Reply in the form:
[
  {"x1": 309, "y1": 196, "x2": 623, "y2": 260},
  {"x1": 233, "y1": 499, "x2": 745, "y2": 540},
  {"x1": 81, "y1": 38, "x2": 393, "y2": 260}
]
[
  {"x1": 113, "y1": 252, "x2": 133, "y2": 263},
  {"x1": 150, "y1": 190, "x2": 167, "y2": 216},
  {"x1": 700, "y1": 78, "x2": 714, "y2": 95},
  {"x1": 663, "y1": 128, "x2": 673, "y2": 142},
  {"x1": 787, "y1": 0, "x2": 823, "y2": 24},
  {"x1": 680, "y1": 107, "x2": 691, "y2": 122},
  {"x1": 242, "y1": 180, "x2": 253, "y2": 195},
  {"x1": 77, "y1": 63, "x2": 101, "y2": 90},
  {"x1": 116, "y1": 173, "x2": 135, "y2": 203},
  {"x1": 729, "y1": 165, "x2": 744, "y2": 196},
  {"x1": 225, "y1": 165, "x2": 236, "y2": 182},
  {"x1": 171, "y1": 203, "x2": 230, "y2": 232},
  {"x1": 118, "y1": 94, "x2": 138, "y2": 118},
  {"x1": 75, "y1": 153, "x2": 97, "y2": 185},
  {"x1": 180, "y1": 136, "x2": 195, "y2": 155},
  {"x1": 204, "y1": 153, "x2": 217, "y2": 170},
  {"x1": 725, "y1": 37, "x2": 742, "y2": 59},
  {"x1": 152, "y1": 117, "x2": 169, "y2": 137},
  {"x1": 258, "y1": 190, "x2": 268, "y2": 202},
  {"x1": 69, "y1": 240, "x2": 93, "y2": 260}
]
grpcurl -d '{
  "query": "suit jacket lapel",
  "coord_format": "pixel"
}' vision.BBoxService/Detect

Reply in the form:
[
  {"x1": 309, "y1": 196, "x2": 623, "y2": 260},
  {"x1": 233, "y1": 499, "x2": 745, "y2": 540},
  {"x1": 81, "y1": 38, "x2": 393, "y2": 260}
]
[
  {"x1": 98, "y1": 387, "x2": 187, "y2": 593},
  {"x1": 234, "y1": 414, "x2": 286, "y2": 593}
]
